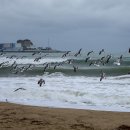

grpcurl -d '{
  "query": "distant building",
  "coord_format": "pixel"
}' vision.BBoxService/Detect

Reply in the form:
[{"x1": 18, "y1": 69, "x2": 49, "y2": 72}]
[{"x1": 0, "y1": 43, "x2": 15, "y2": 50}]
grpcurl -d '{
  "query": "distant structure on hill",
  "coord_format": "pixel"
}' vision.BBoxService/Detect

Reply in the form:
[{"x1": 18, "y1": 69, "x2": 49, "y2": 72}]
[
  {"x1": 0, "y1": 39, "x2": 66, "y2": 53},
  {"x1": 17, "y1": 39, "x2": 33, "y2": 50}
]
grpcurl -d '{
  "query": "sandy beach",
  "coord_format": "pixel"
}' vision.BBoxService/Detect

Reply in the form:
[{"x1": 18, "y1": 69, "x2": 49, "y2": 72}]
[{"x1": 0, "y1": 102, "x2": 130, "y2": 130}]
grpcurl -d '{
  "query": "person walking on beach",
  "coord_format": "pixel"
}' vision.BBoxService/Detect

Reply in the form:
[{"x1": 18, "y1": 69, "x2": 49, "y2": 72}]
[{"x1": 38, "y1": 78, "x2": 45, "y2": 87}]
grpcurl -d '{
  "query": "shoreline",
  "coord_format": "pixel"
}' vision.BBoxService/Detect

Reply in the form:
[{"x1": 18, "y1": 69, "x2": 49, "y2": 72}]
[
  {"x1": 0, "y1": 102, "x2": 130, "y2": 130},
  {"x1": 2, "y1": 100, "x2": 130, "y2": 113}
]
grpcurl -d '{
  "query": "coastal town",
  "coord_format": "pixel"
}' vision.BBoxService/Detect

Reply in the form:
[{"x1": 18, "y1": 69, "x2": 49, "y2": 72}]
[{"x1": 0, "y1": 39, "x2": 64, "y2": 53}]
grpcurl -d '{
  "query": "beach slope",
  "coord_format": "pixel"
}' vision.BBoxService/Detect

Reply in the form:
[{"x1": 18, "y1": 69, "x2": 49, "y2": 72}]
[{"x1": 0, "y1": 102, "x2": 130, "y2": 130}]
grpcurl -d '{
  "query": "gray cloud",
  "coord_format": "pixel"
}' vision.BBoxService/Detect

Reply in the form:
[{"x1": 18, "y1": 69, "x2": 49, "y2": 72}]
[{"x1": 0, "y1": 0, "x2": 130, "y2": 52}]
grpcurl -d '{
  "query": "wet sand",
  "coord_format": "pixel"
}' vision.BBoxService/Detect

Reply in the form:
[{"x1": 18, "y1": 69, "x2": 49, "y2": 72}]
[{"x1": 0, "y1": 102, "x2": 130, "y2": 130}]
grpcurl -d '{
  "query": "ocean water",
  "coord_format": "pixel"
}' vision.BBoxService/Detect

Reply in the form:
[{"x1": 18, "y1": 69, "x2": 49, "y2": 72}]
[{"x1": 0, "y1": 51, "x2": 130, "y2": 112}]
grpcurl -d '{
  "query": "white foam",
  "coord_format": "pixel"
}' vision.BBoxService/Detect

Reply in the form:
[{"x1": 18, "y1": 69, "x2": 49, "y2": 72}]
[
  {"x1": 0, "y1": 56, "x2": 68, "y2": 65},
  {"x1": 0, "y1": 73, "x2": 130, "y2": 112}
]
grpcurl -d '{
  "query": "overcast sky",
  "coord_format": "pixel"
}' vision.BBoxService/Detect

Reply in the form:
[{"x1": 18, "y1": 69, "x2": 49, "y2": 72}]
[{"x1": 0, "y1": 0, "x2": 130, "y2": 52}]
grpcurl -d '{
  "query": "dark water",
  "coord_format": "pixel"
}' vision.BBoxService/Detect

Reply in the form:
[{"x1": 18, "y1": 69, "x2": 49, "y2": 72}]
[{"x1": 0, "y1": 52, "x2": 130, "y2": 77}]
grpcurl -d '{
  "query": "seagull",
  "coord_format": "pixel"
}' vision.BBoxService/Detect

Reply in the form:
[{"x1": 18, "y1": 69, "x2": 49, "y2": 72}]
[
  {"x1": 54, "y1": 65, "x2": 58, "y2": 70},
  {"x1": 94, "y1": 61, "x2": 100, "y2": 67},
  {"x1": 89, "y1": 61, "x2": 94, "y2": 66},
  {"x1": 113, "y1": 59, "x2": 121, "y2": 66},
  {"x1": 14, "y1": 87, "x2": 26, "y2": 92},
  {"x1": 53, "y1": 62, "x2": 63, "y2": 69},
  {"x1": 87, "y1": 51, "x2": 93, "y2": 56},
  {"x1": 100, "y1": 56, "x2": 105, "y2": 61},
  {"x1": 66, "y1": 59, "x2": 73, "y2": 64},
  {"x1": 24, "y1": 64, "x2": 34, "y2": 71},
  {"x1": 61, "y1": 51, "x2": 71, "y2": 58},
  {"x1": 100, "y1": 71, "x2": 106, "y2": 81},
  {"x1": 85, "y1": 57, "x2": 91, "y2": 63},
  {"x1": 99, "y1": 49, "x2": 105, "y2": 55},
  {"x1": 73, "y1": 65, "x2": 78, "y2": 72},
  {"x1": 105, "y1": 55, "x2": 112, "y2": 64},
  {"x1": 74, "y1": 48, "x2": 82, "y2": 57},
  {"x1": 34, "y1": 56, "x2": 43, "y2": 62},
  {"x1": 119, "y1": 55, "x2": 123, "y2": 60},
  {"x1": 0, "y1": 62, "x2": 5, "y2": 67},
  {"x1": 0, "y1": 52, "x2": 5, "y2": 56},
  {"x1": 19, "y1": 66, "x2": 26, "y2": 72},
  {"x1": 11, "y1": 61, "x2": 16, "y2": 67},
  {"x1": 32, "y1": 52, "x2": 37, "y2": 56},
  {"x1": 43, "y1": 63, "x2": 49, "y2": 72},
  {"x1": 38, "y1": 79, "x2": 45, "y2": 87},
  {"x1": 11, "y1": 55, "x2": 17, "y2": 59},
  {"x1": 0, "y1": 62, "x2": 8, "y2": 68},
  {"x1": 10, "y1": 64, "x2": 18, "y2": 71}
]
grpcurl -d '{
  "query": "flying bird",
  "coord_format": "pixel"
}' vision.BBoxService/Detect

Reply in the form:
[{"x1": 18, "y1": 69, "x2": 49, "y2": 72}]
[
  {"x1": 73, "y1": 65, "x2": 78, "y2": 72},
  {"x1": 14, "y1": 87, "x2": 26, "y2": 92},
  {"x1": 43, "y1": 63, "x2": 49, "y2": 72},
  {"x1": 105, "y1": 55, "x2": 112, "y2": 64},
  {"x1": 101, "y1": 56, "x2": 105, "y2": 61},
  {"x1": 113, "y1": 59, "x2": 121, "y2": 66},
  {"x1": 100, "y1": 71, "x2": 106, "y2": 81},
  {"x1": 85, "y1": 57, "x2": 91, "y2": 63},
  {"x1": 87, "y1": 51, "x2": 93, "y2": 56},
  {"x1": 119, "y1": 55, "x2": 123, "y2": 60},
  {"x1": 74, "y1": 48, "x2": 82, "y2": 57},
  {"x1": 38, "y1": 79, "x2": 45, "y2": 87},
  {"x1": 99, "y1": 49, "x2": 105, "y2": 55},
  {"x1": 61, "y1": 51, "x2": 71, "y2": 58}
]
